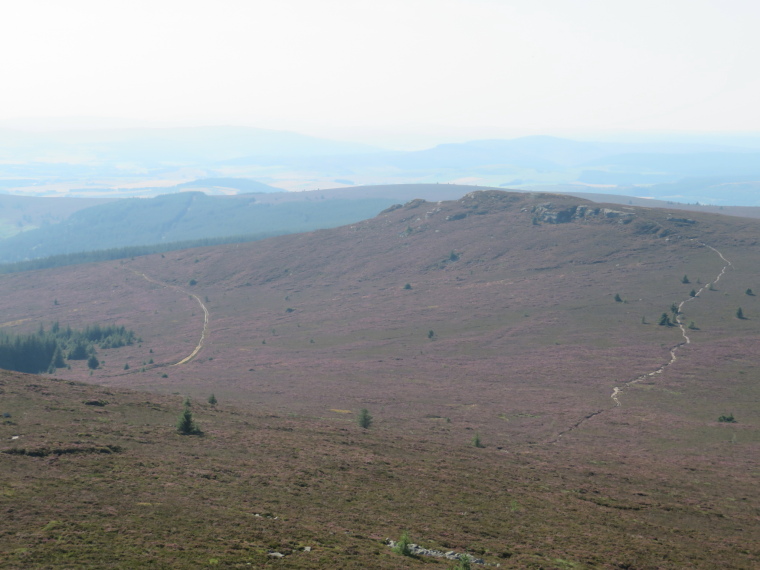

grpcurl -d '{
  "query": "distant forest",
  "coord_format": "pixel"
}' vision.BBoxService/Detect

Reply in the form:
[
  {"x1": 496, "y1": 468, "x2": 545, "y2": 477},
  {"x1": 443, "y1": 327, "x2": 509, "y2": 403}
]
[
  {"x1": 0, "y1": 231, "x2": 287, "y2": 274},
  {"x1": 0, "y1": 323, "x2": 137, "y2": 374},
  {"x1": 0, "y1": 192, "x2": 397, "y2": 264}
]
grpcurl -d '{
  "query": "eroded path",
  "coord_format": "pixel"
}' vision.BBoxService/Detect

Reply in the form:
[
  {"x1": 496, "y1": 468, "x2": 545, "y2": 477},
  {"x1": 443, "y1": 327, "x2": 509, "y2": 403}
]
[
  {"x1": 130, "y1": 269, "x2": 210, "y2": 366},
  {"x1": 553, "y1": 241, "x2": 732, "y2": 441}
]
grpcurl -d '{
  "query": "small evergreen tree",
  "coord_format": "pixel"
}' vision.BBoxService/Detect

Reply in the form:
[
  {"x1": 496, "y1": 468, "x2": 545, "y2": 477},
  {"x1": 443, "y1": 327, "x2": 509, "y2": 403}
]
[
  {"x1": 689, "y1": 289, "x2": 696, "y2": 297},
  {"x1": 659, "y1": 313, "x2": 672, "y2": 326},
  {"x1": 428, "y1": 330, "x2": 435, "y2": 340},
  {"x1": 392, "y1": 531, "x2": 412, "y2": 556},
  {"x1": 614, "y1": 293, "x2": 622, "y2": 302},
  {"x1": 718, "y1": 413, "x2": 737, "y2": 423},
  {"x1": 746, "y1": 288, "x2": 754, "y2": 296},
  {"x1": 51, "y1": 346, "x2": 65, "y2": 369},
  {"x1": 176, "y1": 407, "x2": 201, "y2": 435},
  {"x1": 472, "y1": 433, "x2": 485, "y2": 448},
  {"x1": 208, "y1": 393, "x2": 217, "y2": 405},
  {"x1": 682, "y1": 275, "x2": 690, "y2": 284},
  {"x1": 87, "y1": 355, "x2": 100, "y2": 370},
  {"x1": 736, "y1": 307, "x2": 745, "y2": 319},
  {"x1": 358, "y1": 408, "x2": 372, "y2": 429}
]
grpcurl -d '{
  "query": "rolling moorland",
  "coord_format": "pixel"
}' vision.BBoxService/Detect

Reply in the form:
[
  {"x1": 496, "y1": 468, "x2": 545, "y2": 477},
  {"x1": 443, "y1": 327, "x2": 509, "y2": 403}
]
[
  {"x1": 5, "y1": 182, "x2": 760, "y2": 270},
  {"x1": 1, "y1": 190, "x2": 759, "y2": 568}
]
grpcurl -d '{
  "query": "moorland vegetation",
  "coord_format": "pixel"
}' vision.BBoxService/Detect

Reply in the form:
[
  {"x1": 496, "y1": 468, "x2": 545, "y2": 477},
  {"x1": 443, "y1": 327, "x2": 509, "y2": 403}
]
[{"x1": 1, "y1": 190, "x2": 758, "y2": 568}]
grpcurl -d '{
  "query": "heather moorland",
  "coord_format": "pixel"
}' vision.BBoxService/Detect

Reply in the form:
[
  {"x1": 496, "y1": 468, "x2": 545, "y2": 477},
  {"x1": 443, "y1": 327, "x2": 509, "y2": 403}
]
[{"x1": 1, "y1": 190, "x2": 758, "y2": 568}]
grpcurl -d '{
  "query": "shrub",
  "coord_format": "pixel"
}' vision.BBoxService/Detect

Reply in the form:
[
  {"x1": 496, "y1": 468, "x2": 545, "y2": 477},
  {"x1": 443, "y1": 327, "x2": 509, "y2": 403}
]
[
  {"x1": 403, "y1": 283, "x2": 412, "y2": 290},
  {"x1": 208, "y1": 394, "x2": 217, "y2": 405},
  {"x1": 428, "y1": 330, "x2": 435, "y2": 340},
  {"x1": 614, "y1": 293, "x2": 622, "y2": 302},
  {"x1": 453, "y1": 557, "x2": 472, "y2": 570},
  {"x1": 473, "y1": 433, "x2": 485, "y2": 448},
  {"x1": 746, "y1": 288, "x2": 755, "y2": 296},
  {"x1": 357, "y1": 408, "x2": 372, "y2": 429},
  {"x1": 392, "y1": 531, "x2": 412, "y2": 556},
  {"x1": 718, "y1": 414, "x2": 736, "y2": 423}
]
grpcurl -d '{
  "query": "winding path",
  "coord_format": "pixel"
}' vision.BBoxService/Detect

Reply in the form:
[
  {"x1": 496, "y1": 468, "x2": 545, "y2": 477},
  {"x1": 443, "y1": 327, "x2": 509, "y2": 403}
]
[
  {"x1": 130, "y1": 269, "x2": 210, "y2": 366},
  {"x1": 553, "y1": 241, "x2": 732, "y2": 441}
]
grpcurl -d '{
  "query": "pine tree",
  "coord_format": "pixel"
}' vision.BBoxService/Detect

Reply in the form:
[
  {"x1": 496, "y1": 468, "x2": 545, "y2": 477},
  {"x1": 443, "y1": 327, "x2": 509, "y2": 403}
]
[
  {"x1": 358, "y1": 408, "x2": 372, "y2": 429},
  {"x1": 51, "y1": 346, "x2": 65, "y2": 369},
  {"x1": 736, "y1": 307, "x2": 745, "y2": 319},
  {"x1": 392, "y1": 531, "x2": 412, "y2": 556},
  {"x1": 176, "y1": 408, "x2": 201, "y2": 435},
  {"x1": 208, "y1": 393, "x2": 217, "y2": 405}
]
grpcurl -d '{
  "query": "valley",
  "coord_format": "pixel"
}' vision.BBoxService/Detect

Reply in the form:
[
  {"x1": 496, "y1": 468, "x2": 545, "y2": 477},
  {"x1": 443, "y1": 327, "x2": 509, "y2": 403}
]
[{"x1": 1, "y1": 190, "x2": 759, "y2": 568}]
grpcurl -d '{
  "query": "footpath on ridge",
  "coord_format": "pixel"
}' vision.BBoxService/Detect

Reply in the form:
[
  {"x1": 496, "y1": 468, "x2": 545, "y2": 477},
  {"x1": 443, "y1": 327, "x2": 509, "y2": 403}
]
[{"x1": 552, "y1": 241, "x2": 733, "y2": 442}]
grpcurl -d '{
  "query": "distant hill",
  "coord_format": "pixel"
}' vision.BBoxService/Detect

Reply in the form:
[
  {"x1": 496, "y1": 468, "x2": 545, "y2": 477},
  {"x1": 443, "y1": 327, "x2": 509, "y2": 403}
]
[
  {"x1": 5, "y1": 129, "x2": 760, "y2": 202},
  {"x1": 0, "y1": 184, "x2": 501, "y2": 264},
  {"x1": 0, "y1": 194, "x2": 112, "y2": 238},
  {"x1": 0, "y1": 190, "x2": 758, "y2": 567},
  {"x1": 175, "y1": 177, "x2": 283, "y2": 194}
]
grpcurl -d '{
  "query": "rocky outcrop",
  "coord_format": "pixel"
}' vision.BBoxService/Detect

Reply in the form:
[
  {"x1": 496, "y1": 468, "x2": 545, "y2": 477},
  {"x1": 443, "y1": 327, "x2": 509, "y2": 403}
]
[
  {"x1": 531, "y1": 202, "x2": 635, "y2": 224},
  {"x1": 386, "y1": 539, "x2": 486, "y2": 565}
]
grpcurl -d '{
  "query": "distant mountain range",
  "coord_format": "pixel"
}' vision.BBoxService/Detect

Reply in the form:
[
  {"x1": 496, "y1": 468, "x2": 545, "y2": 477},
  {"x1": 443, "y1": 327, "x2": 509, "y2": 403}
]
[{"x1": 1, "y1": 127, "x2": 760, "y2": 205}]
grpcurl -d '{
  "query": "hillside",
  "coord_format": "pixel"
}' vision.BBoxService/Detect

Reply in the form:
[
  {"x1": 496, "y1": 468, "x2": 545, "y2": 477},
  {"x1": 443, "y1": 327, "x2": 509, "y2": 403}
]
[
  {"x1": 1, "y1": 190, "x2": 759, "y2": 567},
  {"x1": 0, "y1": 194, "x2": 112, "y2": 239},
  {"x1": 0, "y1": 191, "x2": 398, "y2": 263},
  {"x1": 0, "y1": 184, "x2": 498, "y2": 265}
]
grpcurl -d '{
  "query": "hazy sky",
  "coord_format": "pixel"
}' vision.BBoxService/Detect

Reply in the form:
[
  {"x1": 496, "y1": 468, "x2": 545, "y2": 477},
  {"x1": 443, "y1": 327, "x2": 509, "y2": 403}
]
[{"x1": 2, "y1": 0, "x2": 758, "y2": 146}]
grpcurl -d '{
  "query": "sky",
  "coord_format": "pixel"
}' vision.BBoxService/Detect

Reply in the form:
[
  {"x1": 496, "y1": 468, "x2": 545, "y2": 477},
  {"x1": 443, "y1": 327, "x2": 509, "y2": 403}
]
[{"x1": 1, "y1": 0, "x2": 759, "y2": 148}]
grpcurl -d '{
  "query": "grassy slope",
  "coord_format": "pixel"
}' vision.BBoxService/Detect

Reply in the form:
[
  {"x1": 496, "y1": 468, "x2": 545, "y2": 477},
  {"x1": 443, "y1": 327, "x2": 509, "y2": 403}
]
[
  {"x1": 0, "y1": 190, "x2": 759, "y2": 568},
  {"x1": 1, "y1": 370, "x2": 757, "y2": 569}
]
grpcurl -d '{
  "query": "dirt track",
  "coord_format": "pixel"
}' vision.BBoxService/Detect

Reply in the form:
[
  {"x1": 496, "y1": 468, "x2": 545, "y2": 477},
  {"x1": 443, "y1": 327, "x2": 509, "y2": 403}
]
[{"x1": 130, "y1": 270, "x2": 210, "y2": 366}]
